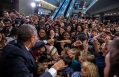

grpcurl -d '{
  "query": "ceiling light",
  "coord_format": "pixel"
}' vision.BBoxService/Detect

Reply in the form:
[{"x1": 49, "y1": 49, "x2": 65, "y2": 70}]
[
  {"x1": 31, "y1": 2, "x2": 36, "y2": 7},
  {"x1": 35, "y1": 0, "x2": 40, "y2": 1},
  {"x1": 38, "y1": 4, "x2": 42, "y2": 6},
  {"x1": 114, "y1": 13, "x2": 116, "y2": 14}
]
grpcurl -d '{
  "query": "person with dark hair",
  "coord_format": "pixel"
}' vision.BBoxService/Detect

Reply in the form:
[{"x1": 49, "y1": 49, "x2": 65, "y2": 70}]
[
  {"x1": 36, "y1": 63, "x2": 45, "y2": 77},
  {"x1": 56, "y1": 31, "x2": 72, "y2": 54},
  {"x1": 60, "y1": 55, "x2": 73, "y2": 77},
  {"x1": 33, "y1": 45, "x2": 47, "y2": 62},
  {"x1": 6, "y1": 27, "x2": 18, "y2": 43},
  {"x1": 72, "y1": 32, "x2": 89, "y2": 62},
  {"x1": 36, "y1": 20, "x2": 46, "y2": 33},
  {"x1": 38, "y1": 28, "x2": 48, "y2": 40},
  {"x1": 2, "y1": 18, "x2": 13, "y2": 37},
  {"x1": 38, "y1": 56, "x2": 50, "y2": 71},
  {"x1": 104, "y1": 39, "x2": 119, "y2": 77},
  {"x1": 57, "y1": 72, "x2": 68, "y2": 77},
  {"x1": 3, "y1": 11, "x2": 9, "y2": 19},
  {"x1": 76, "y1": 24, "x2": 84, "y2": 34},
  {"x1": 0, "y1": 24, "x2": 67, "y2": 77}
]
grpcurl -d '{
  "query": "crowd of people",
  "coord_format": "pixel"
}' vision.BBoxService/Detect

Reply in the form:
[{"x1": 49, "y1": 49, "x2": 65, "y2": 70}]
[{"x1": 0, "y1": 10, "x2": 119, "y2": 77}]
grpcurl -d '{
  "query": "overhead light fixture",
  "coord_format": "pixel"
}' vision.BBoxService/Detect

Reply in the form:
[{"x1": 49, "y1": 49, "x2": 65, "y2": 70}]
[
  {"x1": 35, "y1": 0, "x2": 40, "y2": 1},
  {"x1": 31, "y1": 2, "x2": 36, "y2": 7},
  {"x1": 38, "y1": 4, "x2": 42, "y2": 6},
  {"x1": 114, "y1": 13, "x2": 116, "y2": 14}
]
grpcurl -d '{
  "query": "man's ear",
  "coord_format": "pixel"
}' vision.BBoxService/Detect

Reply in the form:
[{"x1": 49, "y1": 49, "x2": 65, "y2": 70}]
[{"x1": 30, "y1": 36, "x2": 34, "y2": 43}]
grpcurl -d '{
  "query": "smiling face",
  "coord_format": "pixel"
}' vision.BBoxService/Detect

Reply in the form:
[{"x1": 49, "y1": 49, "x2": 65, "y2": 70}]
[
  {"x1": 39, "y1": 29, "x2": 46, "y2": 39},
  {"x1": 4, "y1": 21, "x2": 12, "y2": 29},
  {"x1": 63, "y1": 32, "x2": 70, "y2": 40},
  {"x1": 60, "y1": 28, "x2": 65, "y2": 35},
  {"x1": 50, "y1": 30, "x2": 55, "y2": 36},
  {"x1": 37, "y1": 46, "x2": 46, "y2": 54}
]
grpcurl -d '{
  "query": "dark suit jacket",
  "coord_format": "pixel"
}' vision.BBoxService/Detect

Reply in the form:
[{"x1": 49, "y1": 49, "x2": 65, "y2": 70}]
[
  {"x1": 2, "y1": 26, "x2": 13, "y2": 37},
  {"x1": 0, "y1": 40, "x2": 52, "y2": 77}
]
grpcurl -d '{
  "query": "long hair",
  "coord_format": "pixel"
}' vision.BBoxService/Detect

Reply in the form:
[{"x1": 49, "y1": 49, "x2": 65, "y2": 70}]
[{"x1": 108, "y1": 39, "x2": 119, "y2": 77}]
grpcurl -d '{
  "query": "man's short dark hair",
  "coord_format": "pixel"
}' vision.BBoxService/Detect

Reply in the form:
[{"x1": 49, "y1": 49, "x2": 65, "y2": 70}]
[
  {"x1": 76, "y1": 32, "x2": 87, "y2": 42},
  {"x1": 3, "y1": 18, "x2": 12, "y2": 23},
  {"x1": 92, "y1": 29, "x2": 98, "y2": 33},
  {"x1": 61, "y1": 55, "x2": 73, "y2": 66},
  {"x1": 57, "y1": 72, "x2": 68, "y2": 77},
  {"x1": 39, "y1": 20, "x2": 45, "y2": 25},
  {"x1": 18, "y1": 24, "x2": 37, "y2": 42}
]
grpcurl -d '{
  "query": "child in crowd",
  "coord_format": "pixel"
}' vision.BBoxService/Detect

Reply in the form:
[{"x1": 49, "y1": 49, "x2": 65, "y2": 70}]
[
  {"x1": 60, "y1": 55, "x2": 73, "y2": 77},
  {"x1": 38, "y1": 56, "x2": 50, "y2": 71},
  {"x1": 36, "y1": 62, "x2": 45, "y2": 77}
]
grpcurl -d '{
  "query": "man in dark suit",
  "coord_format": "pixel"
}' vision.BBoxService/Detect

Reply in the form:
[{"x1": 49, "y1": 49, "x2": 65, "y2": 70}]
[
  {"x1": 0, "y1": 24, "x2": 66, "y2": 77},
  {"x1": 2, "y1": 18, "x2": 13, "y2": 37}
]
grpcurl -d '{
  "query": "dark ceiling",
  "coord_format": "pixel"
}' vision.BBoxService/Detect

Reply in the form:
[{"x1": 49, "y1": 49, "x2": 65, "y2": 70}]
[{"x1": 87, "y1": 0, "x2": 119, "y2": 15}]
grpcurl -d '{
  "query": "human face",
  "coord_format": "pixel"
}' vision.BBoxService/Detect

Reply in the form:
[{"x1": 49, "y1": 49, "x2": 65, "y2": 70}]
[
  {"x1": 92, "y1": 31, "x2": 97, "y2": 37},
  {"x1": 61, "y1": 50, "x2": 66, "y2": 56},
  {"x1": 63, "y1": 32, "x2": 70, "y2": 40},
  {"x1": 4, "y1": 13, "x2": 9, "y2": 18},
  {"x1": 104, "y1": 52, "x2": 110, "y2": 77},
  {"x1": 106, "y1": 28, "x2": 110, "y2": 32},
  {"x1": 66, "y1": 26, "x2": 71, "y2": 32},
  {"x1": 71, "y1": 32, "x2": 75, "y2": 38},
  {"x1": 50, "y1": 30, "x2": 55, "y2": 36},
  {"x1": 37, "y1": 47, "x2": 45, "y2": 54},
  {"x1": 39, "y1": 29, "x2": 46, "y2": 38},
  {"x1": 77, "y1": 26, "x2": 82, "y2": 32},
  {"x1": 101, "y1": 43, "x2": 106, "y2": 53},
  {"x1": 97, "y1": 42, "x2": 101, "y2": 49},
  {"x1": 60, "y1": 28, "x2": 65, "y2": 35},
  {"x1": 4, "y1": 21, "x2": 11, "y2": 29},
  {"x1": 42, "y1": 62, "x2": 48, "y2": 70}
]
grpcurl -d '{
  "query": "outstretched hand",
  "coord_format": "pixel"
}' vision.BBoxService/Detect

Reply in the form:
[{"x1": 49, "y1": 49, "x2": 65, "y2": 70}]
[{"x1": 52, "y1": 59, "x2": 66, "y2": 71}]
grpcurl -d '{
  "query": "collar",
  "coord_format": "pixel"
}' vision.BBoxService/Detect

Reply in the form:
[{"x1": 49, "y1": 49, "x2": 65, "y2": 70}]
[{"x1": 25, "y1": 46, "x2": 29, "y2": 51}]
